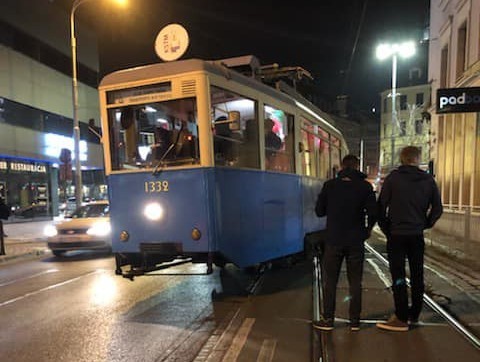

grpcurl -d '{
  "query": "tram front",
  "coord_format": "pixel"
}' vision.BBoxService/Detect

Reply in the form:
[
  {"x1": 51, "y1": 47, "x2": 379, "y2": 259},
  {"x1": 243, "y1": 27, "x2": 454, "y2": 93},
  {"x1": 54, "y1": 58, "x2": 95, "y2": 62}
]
[{"x1": 99, "y1": 65, "x2": 218, "y2": 277}]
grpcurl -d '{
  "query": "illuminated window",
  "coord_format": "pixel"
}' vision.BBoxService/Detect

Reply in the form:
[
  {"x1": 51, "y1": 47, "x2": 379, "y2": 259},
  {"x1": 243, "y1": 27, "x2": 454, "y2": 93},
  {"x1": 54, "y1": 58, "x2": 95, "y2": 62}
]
[
  {"x1": 211, "y1": 86, "x2": 258, "y2": 169},
  {"x1": 264, "y1": 105, "x2": 294, "y2": 173}
]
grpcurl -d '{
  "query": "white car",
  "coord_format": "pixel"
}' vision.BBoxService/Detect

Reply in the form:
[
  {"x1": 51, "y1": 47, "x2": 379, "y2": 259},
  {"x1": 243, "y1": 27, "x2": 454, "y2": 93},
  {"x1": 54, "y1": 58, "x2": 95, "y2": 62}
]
[{"x1": 45, "y1": 201, "x2": 111, "y2": 257}]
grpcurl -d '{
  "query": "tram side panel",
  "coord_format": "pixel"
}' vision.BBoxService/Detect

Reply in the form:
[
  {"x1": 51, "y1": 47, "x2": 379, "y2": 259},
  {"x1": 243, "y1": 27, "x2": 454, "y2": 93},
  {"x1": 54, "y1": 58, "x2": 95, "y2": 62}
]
[
  {"x1": 301, "y1": 176, "x2": 325, "y2": 235},
  {"x1": 214, "y1": 168, "x2": 303, "y2": 267}
]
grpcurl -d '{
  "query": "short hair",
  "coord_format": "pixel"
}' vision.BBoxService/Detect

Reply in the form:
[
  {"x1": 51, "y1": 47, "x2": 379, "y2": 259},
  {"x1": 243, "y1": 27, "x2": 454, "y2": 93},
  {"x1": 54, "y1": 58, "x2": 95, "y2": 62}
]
[
  {"x1": 342, "y1": 154, "x2": 360, "y2": 169},
  {"x1": 400, "y1": 146, "x2": 421, "y2": 165}
]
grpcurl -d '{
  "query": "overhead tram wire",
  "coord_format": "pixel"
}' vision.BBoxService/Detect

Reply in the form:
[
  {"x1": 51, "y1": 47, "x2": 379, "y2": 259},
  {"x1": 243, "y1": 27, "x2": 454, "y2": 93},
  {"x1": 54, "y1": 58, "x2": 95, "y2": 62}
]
[{"x1": 341, "y1": 0, "x2": 369, "y2": 96}]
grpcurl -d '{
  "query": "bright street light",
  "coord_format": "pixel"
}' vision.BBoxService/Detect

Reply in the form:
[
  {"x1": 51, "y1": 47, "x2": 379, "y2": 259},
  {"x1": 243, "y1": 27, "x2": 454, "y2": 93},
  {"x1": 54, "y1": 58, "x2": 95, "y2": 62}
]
[
  {"x1": 70, "y1": 0, "x2": 127, "y2": 208},
  {"x1": 376, "y1": 41, "x2": 416, "y2": 172}
]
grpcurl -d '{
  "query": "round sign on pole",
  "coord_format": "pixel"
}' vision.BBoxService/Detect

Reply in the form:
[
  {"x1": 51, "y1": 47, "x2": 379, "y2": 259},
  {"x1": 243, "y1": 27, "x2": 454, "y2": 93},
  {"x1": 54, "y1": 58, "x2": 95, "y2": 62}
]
[{"x1": 155, "y1": 24, "x2": 189, "y2": 62}]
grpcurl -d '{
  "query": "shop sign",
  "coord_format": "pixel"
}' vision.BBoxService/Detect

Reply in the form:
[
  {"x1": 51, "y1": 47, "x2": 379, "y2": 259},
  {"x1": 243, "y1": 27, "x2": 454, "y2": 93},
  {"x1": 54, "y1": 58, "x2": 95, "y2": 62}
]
[
  {"x1": 437, "y1": 87, "x2": 480, "y2": 113},
  {"x1": 10, "y1": 162, "x2": 47, "y2": 173},
  {"x1": 0, "y1": 161, "x2": 7, "y2": 171}
]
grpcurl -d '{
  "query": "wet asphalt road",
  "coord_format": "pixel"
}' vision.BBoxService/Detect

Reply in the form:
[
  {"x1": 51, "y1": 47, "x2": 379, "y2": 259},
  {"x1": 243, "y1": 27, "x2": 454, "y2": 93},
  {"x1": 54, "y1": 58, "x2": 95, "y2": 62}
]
[
  {"x1": 2, "y1": 235, "x2": 480, "y2": 361},
  {"x1": 0, "y1": 252, "x2": 234, "y2": 362}
]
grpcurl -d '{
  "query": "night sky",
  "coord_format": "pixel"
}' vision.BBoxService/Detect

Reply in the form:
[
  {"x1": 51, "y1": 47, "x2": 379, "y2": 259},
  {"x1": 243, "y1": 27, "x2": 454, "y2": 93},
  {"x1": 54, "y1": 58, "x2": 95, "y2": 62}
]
[{"x1": 65, "y1": 0, "x2": 430, "y2": 112}]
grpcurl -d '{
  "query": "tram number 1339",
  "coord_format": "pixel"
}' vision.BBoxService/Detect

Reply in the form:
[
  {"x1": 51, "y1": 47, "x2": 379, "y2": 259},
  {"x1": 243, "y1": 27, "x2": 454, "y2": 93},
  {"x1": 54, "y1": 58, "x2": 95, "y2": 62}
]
[{"x1": 144, "y1": 181, "x2": 169, "y2": 193}]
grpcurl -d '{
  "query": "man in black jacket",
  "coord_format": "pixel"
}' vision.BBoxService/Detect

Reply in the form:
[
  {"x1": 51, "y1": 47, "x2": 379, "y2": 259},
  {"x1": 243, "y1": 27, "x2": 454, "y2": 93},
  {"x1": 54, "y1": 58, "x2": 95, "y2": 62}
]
[
  {"x1": 313, "y1": 155, "x2": 377, "y2": 331},
  {"x1": 376, "y1": 146, "x2": 443, "y2": 332}
]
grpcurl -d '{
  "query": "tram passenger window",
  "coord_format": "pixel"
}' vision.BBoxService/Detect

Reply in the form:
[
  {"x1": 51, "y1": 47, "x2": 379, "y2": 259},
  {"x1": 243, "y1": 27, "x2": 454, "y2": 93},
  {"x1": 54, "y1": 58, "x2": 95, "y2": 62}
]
[
  {"x1": 331, "y1": 136, "x2": 341, "y2": 178},
  {"x1": 210, "y1": 86, "x2": 259, "y2": 169},
  {"x1": 264, "y1": 106, "x2": 294, "y2": 173},
  {"x1": 264, "y1": 118, "x2": 282, "y2": 168},
  {"x1": 301, "y1": 129, "x2": 317, "y2": 177},
  {"x1": 318, "y1": 129, "x2": 330, "y2": 179}
]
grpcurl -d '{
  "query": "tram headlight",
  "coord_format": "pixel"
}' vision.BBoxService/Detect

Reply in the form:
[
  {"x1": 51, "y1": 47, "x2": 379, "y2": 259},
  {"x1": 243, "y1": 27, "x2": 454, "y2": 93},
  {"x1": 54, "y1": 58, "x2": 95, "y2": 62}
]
[
  {"x1": 87, "y1": 221, "x2": 111, "y2": 236},
  {"x1": 144, "y1": 202, "x2": 164, "y2": 221},
  {"x1": 43, "y1": 224, "x2": 58, "y2": 237}
]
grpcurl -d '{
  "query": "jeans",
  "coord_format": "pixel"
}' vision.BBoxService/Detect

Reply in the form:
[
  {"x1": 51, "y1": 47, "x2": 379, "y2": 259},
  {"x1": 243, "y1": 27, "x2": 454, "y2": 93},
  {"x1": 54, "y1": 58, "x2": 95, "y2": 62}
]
[
  {"x1": 322, "y1": 243, "x2": 364, "y2": 322},
  {"x1": 387, "y1": 234, "x2": 425, "y2": 322}
]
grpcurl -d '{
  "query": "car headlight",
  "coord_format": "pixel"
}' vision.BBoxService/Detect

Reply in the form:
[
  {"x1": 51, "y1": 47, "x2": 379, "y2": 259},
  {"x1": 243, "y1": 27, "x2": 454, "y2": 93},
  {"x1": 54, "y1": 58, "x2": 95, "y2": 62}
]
[
  {"x1": 87, "y1": 221, "x2": 111, "y2": 236},
  {"x1": 44, "y1": 225, "x2": 58, "y2": 237},
  {"x1": 144, "y1": 202, "x2": 164, "y2": 221}
]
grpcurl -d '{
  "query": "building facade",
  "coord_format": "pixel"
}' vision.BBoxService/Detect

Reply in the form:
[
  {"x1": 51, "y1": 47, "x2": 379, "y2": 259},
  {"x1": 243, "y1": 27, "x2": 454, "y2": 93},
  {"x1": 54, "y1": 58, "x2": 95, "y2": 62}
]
[
  {"x1": 430, "y1": 0, "x2": 480, "y2": 209},
  {"x1": 429, "y1": 0, "x2": 480, "y2": 262},
  {"x1": 0, "y1": 0, "x2": 106, "y2": 217},
  {"x1": 379, "y1": 83, "x2": 431, "y2": 175}
]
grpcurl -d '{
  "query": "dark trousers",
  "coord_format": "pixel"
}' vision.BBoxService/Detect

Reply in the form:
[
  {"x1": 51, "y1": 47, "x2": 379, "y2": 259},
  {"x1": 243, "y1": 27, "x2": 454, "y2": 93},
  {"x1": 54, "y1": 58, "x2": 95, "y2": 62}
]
[
  {"x1": 387, "y1": 234, "x2": 425, "y2": 322},
  {"x1": 322, "y1": 243, "x2": 364, "y2": 322},
  {"x1": 0, "y1": 220, "x2": 5, "y2": 255}
]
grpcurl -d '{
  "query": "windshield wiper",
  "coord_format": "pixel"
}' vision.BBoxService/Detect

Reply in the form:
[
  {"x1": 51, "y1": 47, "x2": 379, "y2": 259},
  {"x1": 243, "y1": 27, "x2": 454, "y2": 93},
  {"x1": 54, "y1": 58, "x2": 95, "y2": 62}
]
[{"x1": 152, "y1": 123, "x2": 184, "y2": 175}]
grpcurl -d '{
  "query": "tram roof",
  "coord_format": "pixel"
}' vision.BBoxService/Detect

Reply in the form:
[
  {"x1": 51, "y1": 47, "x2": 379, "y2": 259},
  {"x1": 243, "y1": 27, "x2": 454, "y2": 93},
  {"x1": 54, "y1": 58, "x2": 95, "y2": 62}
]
[
  {"x1": 99, "y1": 58, "x2": 290, "y2": 102},
  {"x1": 99, "y1": 58, "x2": 341, "y2": 135}
]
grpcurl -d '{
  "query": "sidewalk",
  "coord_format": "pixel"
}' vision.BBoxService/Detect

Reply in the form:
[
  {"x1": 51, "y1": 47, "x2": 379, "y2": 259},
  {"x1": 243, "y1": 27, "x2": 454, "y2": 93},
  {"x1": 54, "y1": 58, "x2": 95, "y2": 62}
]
[{"x1": 0, "y1": 219, "x2": 53, "y2": 264}]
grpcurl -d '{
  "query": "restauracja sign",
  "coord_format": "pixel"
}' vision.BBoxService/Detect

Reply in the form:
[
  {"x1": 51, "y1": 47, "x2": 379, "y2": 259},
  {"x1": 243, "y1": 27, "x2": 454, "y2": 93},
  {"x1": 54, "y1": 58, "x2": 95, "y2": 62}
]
[{"x1": 437, "y1": 87, "x2": 480, "y2": 114}]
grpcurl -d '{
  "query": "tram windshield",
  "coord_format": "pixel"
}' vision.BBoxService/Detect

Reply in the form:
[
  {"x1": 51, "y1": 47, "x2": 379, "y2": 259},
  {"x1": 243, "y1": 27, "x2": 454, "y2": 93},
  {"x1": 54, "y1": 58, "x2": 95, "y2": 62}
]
[{"x1": 107, "y1": 98, "x2": 199, "y2": 171}]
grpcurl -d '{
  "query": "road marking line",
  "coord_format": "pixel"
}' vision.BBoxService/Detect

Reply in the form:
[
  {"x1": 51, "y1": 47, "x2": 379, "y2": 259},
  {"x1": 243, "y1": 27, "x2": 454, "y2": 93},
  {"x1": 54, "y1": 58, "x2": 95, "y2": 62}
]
[
  {"x1": 366, "y1": 258, "x2": 391, "y2": 287},
  {"x1": 222, "y1": 318, "x2": 255, "y2": 361},
  {"x1": 257, "y1": 339, "x2": 276, "y2": 362},
  {"x1": 0, "y1": 270, "x2": 101, "y2": 307},
  {"x1": 0, "y1": 269, "x2": 59, "y2": 287}
]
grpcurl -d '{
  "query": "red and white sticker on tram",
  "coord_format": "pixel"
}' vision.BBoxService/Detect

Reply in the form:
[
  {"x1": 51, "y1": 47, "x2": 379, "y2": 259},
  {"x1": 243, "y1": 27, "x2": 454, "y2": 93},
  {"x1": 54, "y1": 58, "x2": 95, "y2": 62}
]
[{"x1": 155, "y1": 23, "x2": 189, "y2": 62}]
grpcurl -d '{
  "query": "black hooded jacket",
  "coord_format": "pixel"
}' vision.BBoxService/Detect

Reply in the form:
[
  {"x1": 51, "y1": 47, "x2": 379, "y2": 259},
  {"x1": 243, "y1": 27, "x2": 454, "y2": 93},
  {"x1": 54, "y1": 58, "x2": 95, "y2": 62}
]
[
  {"x1": 315, "y1": 168, "x2": 377, "y2": 246},
  {"x1": 378, "y1": 165, "x2": 443, "y2": 236}
]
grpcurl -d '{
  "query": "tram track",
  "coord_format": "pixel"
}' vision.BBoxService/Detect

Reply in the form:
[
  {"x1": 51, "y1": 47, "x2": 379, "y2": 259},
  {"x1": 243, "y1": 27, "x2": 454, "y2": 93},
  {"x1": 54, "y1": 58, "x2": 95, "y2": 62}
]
[
  {"x1": 312, "y1": 242, "x2": 480, "y2": 362},
  {"x1": 364, "y1": 241, "x2": 480, "y2": 350}
]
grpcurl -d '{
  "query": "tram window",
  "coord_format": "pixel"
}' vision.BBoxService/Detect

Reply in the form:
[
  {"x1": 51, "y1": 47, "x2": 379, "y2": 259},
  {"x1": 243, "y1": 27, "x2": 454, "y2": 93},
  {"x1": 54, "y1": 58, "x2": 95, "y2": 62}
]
[
  {"x1": 318, "y1": 137, "x2": 330, "y2": 179},
  {"x1": 331, "y1": 136, "x2": 341, "y2": 177},
  {"x1": 264, "y1": 105, "x2": 294, "y2": 173},
  {"x1": 210, "y1": 86, "x2": 259, "y2": 169},
  {"x1": 301, "y1": 130, "x2": 317, "y2": 177},
  {"x1": 108, "y1": 97, "x2": 199, "y2": 171},
  {"x1": 306, "y1": 126, "x2": 329, "y2": 179}
]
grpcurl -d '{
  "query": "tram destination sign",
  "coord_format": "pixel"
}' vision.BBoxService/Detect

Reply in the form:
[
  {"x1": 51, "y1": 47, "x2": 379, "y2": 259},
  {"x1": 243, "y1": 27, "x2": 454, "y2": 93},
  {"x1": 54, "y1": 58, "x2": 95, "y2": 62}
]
[{"x1": 437, "y1": 87, "x2": 480, "y2": 114}]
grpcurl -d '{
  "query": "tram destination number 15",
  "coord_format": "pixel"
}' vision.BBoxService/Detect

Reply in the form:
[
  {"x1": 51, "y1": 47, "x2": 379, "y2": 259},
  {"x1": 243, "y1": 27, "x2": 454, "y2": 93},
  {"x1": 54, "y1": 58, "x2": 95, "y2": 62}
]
[{"x1": 144, "y1": 181, "x2": 169, "y2": 193}]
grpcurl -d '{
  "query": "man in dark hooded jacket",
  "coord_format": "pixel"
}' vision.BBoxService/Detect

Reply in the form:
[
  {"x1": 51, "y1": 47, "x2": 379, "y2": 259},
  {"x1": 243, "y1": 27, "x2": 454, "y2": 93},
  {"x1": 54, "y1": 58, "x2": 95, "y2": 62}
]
[
  {"x1": 313, "y1": 155, "x2": 377, "y2": 331},
  {"x1": 376, "y1": 146, "x2": 442, "y2": 332}
]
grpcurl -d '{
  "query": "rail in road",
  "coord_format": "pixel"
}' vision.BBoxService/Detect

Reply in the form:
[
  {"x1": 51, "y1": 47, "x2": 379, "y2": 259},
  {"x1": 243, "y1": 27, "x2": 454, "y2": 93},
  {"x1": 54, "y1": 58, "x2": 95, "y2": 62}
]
[
  {"x1": 1, "y1": 242, "x2": 480, "y2": 361},
  {"x1": 313, "y1": 240, "x2": 480, "y2": 362}
]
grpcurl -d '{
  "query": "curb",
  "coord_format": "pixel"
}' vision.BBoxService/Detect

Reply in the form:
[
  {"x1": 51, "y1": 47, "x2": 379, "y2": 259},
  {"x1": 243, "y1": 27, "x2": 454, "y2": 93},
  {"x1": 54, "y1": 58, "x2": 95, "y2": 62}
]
[{"x1": 0, "y1": 247, "x2": 51, "y2": 265}]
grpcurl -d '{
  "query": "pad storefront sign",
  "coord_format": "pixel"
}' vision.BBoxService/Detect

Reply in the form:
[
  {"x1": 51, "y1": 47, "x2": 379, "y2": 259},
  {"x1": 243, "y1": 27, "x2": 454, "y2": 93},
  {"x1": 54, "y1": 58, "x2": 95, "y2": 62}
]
[{"x1": 437, "y1": 87, "x2": 480, "y2": 114}]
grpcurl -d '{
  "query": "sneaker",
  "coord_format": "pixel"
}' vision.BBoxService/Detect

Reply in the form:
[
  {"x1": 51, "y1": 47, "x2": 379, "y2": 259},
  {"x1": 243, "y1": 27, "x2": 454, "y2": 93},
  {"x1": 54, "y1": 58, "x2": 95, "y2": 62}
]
[
  {"x1": 313, "y1": 317, "x2": 334, "y2": 331},
  {"x1": 350, "y1": 321, "x2": 360, "y2": 331},
  {"x1": 376, "y1": 315, "x2": 409, "y2": 332}
]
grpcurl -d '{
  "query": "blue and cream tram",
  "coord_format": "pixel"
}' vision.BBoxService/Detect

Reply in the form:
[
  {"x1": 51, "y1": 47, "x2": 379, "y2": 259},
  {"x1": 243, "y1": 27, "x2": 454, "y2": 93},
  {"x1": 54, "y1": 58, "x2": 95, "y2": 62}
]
[{"x1": 98, "y1": 56, "x2": 348, "y2": 277}]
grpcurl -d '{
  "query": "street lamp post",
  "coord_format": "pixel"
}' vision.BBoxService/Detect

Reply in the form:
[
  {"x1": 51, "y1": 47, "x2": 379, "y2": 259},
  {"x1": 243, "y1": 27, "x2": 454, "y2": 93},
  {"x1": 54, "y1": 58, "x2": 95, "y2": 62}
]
[
  {"x1": 70, "y1": 0, "x2": 127, "y2": 209},
  {"x1": 376, "y1": 41, "x2": 416, "y2": 173}
]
